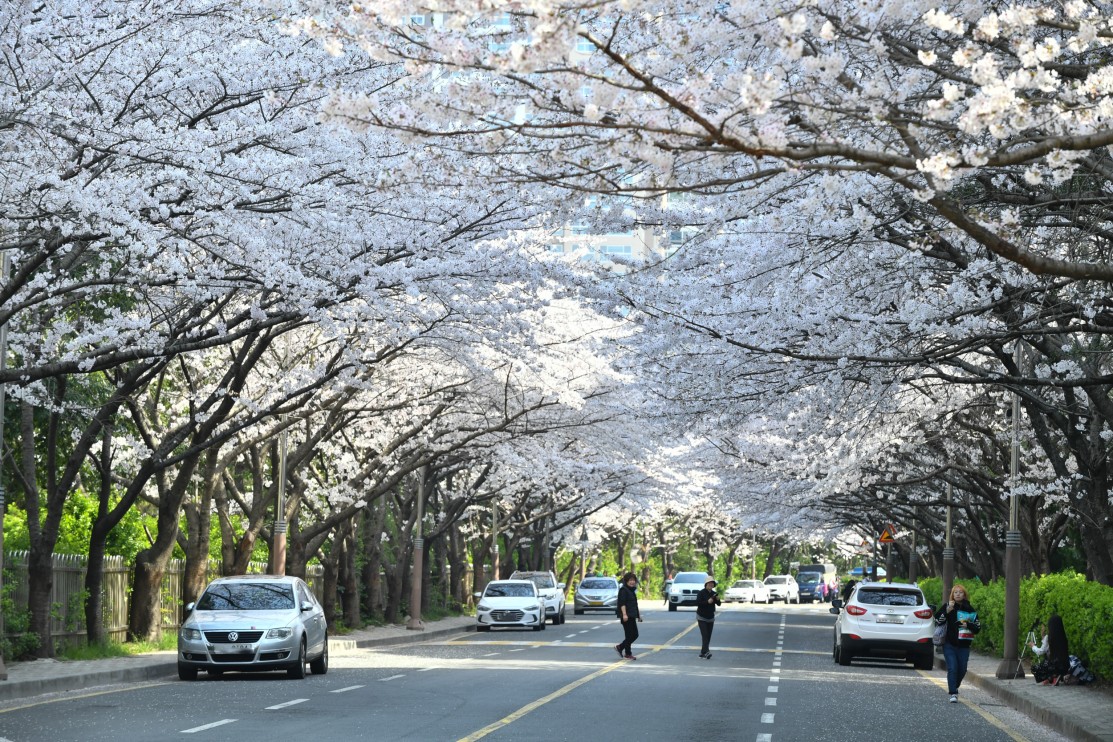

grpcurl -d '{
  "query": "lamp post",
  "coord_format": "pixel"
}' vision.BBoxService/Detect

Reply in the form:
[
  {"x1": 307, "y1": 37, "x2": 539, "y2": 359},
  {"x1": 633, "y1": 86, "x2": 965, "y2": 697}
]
[
  {"x1": 997, "y1": 341, "x2": 1025, "y2": 679},
  {"x1": 578, "y1": 525, "x2": 589, "y2": 583},
  {"x1": 407, "y1": 466, "x2": 427, "y2": 631},
  {"x1": 942, "y1": 482, "x2": 954, "y2": 604}
]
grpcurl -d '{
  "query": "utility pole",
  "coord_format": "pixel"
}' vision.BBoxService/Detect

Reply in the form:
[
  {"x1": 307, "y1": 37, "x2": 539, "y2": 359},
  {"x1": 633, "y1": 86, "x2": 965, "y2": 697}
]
[
  {"x1": 997, "y1": 341, "x2": 1025, "y2": 679},
  {"x1": 272, "y1": 414, "x2": 288, "y2": 576},
  {"x1": 0, "y1": 252, "x2": 10, "y2": 680},
  {"x1": 407, "y1": 466, "x2": 427, "y2": 631}
]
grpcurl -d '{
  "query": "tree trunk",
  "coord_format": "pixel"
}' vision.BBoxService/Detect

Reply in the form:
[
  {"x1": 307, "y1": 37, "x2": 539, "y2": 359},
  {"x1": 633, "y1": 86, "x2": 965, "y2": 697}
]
[
  {"x1": 342, "y1": 522, "x2": 361, "y2": 628},
  {"x1": 361, "y1": 501, "x2": 385, "y2": 620}
]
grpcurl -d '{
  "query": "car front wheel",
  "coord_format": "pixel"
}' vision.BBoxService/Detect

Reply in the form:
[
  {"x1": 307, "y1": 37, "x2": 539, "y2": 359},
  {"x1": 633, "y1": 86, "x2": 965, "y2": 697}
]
[
  {"x1": 287, "y1": 639, "x2": 307, "y2": 679},
  {"x1": 178, "y1": 662, "x2": 198, "y2": 681},
  {"x1": 310, "y1": 635, "x2": 328, "y2": 675},
  {"x1": 668, "y1": 602, "x2": 677, "y2": 612}
]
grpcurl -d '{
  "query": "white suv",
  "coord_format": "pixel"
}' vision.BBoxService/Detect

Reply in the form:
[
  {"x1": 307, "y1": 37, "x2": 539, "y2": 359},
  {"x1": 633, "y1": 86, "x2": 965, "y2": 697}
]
[
  {"x1": 831, "y1": 582, "x2": 935, "y2": 670},
  {"x1": 763, "y1": 575, "x2": 799, "y2": 603},
  {"x1": 510, "y1": 571, "x2": 566, "y2": 625}
]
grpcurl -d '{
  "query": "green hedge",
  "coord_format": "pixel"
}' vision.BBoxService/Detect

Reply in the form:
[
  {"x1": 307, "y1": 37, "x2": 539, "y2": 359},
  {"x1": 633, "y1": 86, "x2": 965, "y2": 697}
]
[{"x1": 918, "y1": 572, "x2": 1113, "y2": 680}]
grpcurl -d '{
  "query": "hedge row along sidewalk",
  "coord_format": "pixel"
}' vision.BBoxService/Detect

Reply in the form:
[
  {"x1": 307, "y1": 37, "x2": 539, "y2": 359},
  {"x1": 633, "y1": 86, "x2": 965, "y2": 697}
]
[{"x1": 919, "y1": 571, "x2": 1113, "y2": 683}]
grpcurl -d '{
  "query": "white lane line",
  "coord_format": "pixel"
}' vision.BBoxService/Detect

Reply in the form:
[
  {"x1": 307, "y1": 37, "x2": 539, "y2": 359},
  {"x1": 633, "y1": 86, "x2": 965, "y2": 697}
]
[
  {"x1": 482, "y1": 652, "x2": 500, "y2": 657},
  {"x1": 769, "y1": 676, "x2": 779, "y2": 683},
  {"x1": 765, "y1": 697, "x2": 777, "y2": 706},
  {"x1": 380, "y1": 674, "x2": 405, "y2": 682},
  {"x1": 768, "y1": 686, "x2": 779, "y2": 693},
  {"x1": 330, "y1": 685, "x2": 365, "y2": 693},
  {"x1": 418, "y1": 667, "x2": 438, "y2": 671},
  {"x1": 266, "y1": 699, "x2": 308, "y2": 710},
  {"x1": 182, "y1": 720, "x2": 237, "y2": 734},
  {"x1": 510, "y1": 648, "x2": 527, "y2": 652},
  {"x1": 757, "y1": 735, "x2": 773, "y2": 742},
  {"x1": 761, "y1": 713, "x2": 775, "y2": 724}
]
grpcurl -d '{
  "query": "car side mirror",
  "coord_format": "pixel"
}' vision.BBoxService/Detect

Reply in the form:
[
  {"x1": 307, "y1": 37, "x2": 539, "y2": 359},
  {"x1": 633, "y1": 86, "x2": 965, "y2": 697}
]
[
  {"x1": 473, "y1": 592, "x2": 482, "y2": 600},
  {"x1": 558, "y1": 583, "x2": 565, "y2": 589},
  {"x1": 184, "y1": 602, "x2": 195, "y2": 614},
  {"x1": 831, "y1": 598, "x2": 843, "y2": 610},
  {"x1": 301, "y1": 604, "x2": 313, "y2": 612}
]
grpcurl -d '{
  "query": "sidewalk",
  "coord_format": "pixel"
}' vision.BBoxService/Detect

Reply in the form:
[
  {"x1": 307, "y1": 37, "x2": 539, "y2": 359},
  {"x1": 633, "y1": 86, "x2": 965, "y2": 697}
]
[
  {"x1": 939, "y1": 651, "x2": 1113, "y2": 742},
  {"x1": 3, "y1": 618, "x2": 1112, "y2": 741},
  {"x1": 0, "y1": 615, "x2": 475, "y2": 704}
]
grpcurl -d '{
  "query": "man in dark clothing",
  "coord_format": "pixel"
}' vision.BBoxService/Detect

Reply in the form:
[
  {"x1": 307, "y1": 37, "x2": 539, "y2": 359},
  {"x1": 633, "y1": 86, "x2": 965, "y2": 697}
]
[
  {"x1": 615, "y1": 572, "x2": 642, "y2": 660},
  {"x1": 696, "y1": 577, "x2": 721, "y2": 659}
]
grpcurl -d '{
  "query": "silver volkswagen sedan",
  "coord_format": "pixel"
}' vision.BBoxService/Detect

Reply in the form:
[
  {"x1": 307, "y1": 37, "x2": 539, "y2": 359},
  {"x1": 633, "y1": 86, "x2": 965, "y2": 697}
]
[{"x1": 177, "y1": 574, "x2": 328, "y2": 680}]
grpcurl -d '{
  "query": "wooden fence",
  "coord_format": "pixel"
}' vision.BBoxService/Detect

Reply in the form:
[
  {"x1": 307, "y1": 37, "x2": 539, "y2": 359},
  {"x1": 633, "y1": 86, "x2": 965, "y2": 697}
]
[{"x1": 4, "y1": 551, "x2": 323, "y2": 646}]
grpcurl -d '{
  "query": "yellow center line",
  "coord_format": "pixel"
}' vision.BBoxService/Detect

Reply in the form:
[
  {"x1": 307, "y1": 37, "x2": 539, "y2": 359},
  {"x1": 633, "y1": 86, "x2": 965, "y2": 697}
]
[
  {"x1": 456, "y1": 623, "x2": 698, "y2": 742},
  {"x1": 916, "y1": 670, "x2": 1029, "y2": 742},
  {"x1": 0, "y1": 681, "x2": 174, "y2": 714}
]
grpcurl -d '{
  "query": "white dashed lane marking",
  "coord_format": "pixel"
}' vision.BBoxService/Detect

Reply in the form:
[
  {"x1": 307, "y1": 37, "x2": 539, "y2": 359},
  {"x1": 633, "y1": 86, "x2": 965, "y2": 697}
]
[
  {"x1": 266, "y1": 699, "x2": 307, "y2": 710},
  {"x1": 330, "y1": 685, "x2": 364, "y2": 693},
  {"x1": 182, "y1": 719, "x2": 237, "y2": 734}
]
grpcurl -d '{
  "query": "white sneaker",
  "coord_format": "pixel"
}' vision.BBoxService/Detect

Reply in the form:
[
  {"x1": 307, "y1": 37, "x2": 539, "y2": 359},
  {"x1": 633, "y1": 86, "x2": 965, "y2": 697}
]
[{"x1": 948, "y1": 694, "x2": 958, "y2": 703}]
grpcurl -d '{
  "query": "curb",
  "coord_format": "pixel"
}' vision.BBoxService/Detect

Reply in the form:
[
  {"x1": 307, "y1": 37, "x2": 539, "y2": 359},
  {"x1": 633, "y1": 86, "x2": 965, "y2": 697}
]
[
  {"x1": 0, "y1": 660, "x2": 178, "y2": 703},
  {"x1": 0, "y1": 624, "x2": 473, "y2": 705},
  {"x1": 935, "y1": 655, "x2": 1104, "y2": 742}
]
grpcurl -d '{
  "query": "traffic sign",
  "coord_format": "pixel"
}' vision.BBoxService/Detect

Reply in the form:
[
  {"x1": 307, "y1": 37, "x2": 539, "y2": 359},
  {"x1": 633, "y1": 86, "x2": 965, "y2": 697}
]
[{"x1": 879, "y1": 524, "x2": 897, "y2": 543}]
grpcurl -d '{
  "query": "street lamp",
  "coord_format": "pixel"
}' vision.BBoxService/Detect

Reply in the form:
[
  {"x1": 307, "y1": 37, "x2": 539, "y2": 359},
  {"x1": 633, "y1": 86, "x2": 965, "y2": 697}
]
[
  {"x1": 996, "y1": 341, "x2": 1025, "y2": 679},
  {"x1": 578, "y1": 525, "x2": 589, "y2": 583}
]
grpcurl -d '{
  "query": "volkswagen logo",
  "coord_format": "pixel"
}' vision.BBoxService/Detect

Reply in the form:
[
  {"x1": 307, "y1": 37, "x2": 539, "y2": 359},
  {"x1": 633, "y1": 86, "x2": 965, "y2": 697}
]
[{"x1": 227, "y1": 631, "x2": 238, "y2": 642}]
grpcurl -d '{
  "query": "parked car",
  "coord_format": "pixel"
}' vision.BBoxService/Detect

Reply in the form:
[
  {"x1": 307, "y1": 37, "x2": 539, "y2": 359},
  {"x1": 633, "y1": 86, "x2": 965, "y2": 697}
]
[
  {"x1": 724, "y1": 579, "x2": 771, "y2": 604},
  {"x1": 831, "y1": 581, "x2": 935, "y2": 670},
  {"x1": 763, "y1": 574, "x2": 800, "y2": 603},
  {"x1": 510, "y1": 570, "x2": 567, "y2": 624},
  {"x1": 574, "y1": 576, "x2": 620, "y2": 614},
  {"x1": 177, "y1": 574, "x2": 328, "y2": 681},
  {"x1": 666, "y1": 571, "x2": 712, "y2": 611},
  {"x1": 475, "y1": 579, "x2": 547, "y2": 632},
  {"x1": 796, "y1": 572, "x2": 827, "y2": 603}
]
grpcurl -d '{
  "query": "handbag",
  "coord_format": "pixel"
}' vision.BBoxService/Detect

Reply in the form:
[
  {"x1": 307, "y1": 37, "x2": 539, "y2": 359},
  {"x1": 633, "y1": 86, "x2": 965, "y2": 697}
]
[{"x1": 932, "y1": 622, "x2": 947, "y2": 647}]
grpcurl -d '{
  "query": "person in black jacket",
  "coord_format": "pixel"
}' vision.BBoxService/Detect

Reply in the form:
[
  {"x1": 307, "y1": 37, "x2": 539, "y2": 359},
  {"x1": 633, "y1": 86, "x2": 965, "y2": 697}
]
[
  {"x1": 696, "y1": 577, "x2": 722, "y2": 659},
  {"x1": 934, "y1": 584, "x2": 981, "y2": 703},
  {"x1": 614, "y1": 572, "x2": 642, "y2": 660}
]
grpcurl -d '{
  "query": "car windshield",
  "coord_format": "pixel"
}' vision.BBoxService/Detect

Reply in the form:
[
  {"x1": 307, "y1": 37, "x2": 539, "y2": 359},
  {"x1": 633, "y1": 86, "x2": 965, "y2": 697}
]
[
  {"x1": 197, "y1": 582, "x2": 295, "y2": 611},
  {"x1": 674, "y1": 573, "x2": 707, "y2": 583},
  {"x1": 798, "y1": 574, "x2": 821, "y2": 584},
  {"x1": 856, "y1": 588, "x2": 923, "y2": 606},
  {"x1": 580, "y1": 579, "x2": 617, "y2": 590},
  {"x1": 765, "y1": 577, "x2": 787, "y2": 585},
  {"x1": 731, "y1": 581, "x2": 750, "y2": 589},
  {"x1": 523, "y1": 575, "x2": 555, "y2": 589},
  {"x1": 485, "y1": 584, "x2": 535, "y2": 598}
]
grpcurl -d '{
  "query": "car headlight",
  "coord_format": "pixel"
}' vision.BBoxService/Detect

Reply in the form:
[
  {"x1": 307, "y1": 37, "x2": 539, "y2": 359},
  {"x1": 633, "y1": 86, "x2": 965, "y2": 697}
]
[
  {"x1": 180, "y1": 628, "x2": 202, "y2": 641},
  {"x1": 266, "y1": 627, "x2": 294, "y2": 639},
  {"x1": 477, "y1": 602, "x2": 491, "y2": 612},
  {"x1": 525, "y1": 604, "x2": 540, "y2": 611}
]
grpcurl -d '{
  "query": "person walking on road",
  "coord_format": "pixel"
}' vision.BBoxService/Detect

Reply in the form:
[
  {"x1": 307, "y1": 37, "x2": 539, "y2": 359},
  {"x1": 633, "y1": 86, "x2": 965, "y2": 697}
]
[
  {"x1": 696, "y1": 577, "x2": 721, "y2": 659},
  {"x1": 934, "y1": 583, "x2": 981, "y2": 703},
  {"x1": 615, "y1": 572, "x2": 643, "y2": 660}
]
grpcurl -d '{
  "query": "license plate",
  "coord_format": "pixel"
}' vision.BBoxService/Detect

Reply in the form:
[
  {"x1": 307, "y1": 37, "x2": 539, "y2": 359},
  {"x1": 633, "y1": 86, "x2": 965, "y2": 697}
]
[
  {"x1": 589, "y1": 601, "x2": 602, "y2": 605},
  {"x1": 876, "y1": 615, "x2": 905, "y2": 624},
  {"x1": 213, "y1": 643, "x2": 253, "y2": 653}
]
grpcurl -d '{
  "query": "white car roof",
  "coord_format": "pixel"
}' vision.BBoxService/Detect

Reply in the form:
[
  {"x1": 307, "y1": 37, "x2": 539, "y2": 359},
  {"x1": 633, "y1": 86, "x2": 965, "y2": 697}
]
[{"x1": 855, "y1": 581, "x2": 922, "y2": 591}]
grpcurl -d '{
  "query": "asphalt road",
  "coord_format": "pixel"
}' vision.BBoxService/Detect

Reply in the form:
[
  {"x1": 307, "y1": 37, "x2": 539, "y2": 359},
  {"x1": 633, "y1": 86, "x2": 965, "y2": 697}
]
[{"x1": 0, "y1": 602, "x2": 1069, "y2": 742}]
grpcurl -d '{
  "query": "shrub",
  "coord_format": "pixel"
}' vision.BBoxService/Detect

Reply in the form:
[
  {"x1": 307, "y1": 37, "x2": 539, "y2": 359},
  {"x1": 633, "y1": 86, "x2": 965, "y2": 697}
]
[{"x1": 916, "y1": 571, "x2": 1113, "y2": 680}]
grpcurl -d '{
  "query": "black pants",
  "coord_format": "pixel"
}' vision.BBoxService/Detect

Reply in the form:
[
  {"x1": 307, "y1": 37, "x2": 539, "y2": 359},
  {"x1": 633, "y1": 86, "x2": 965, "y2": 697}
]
[
  {"x1": 618, "y1": 618, "x2": 639, "y2": 655},
  {"x1": 698, "y1": 619, "x2": 714, "y2": 654}
]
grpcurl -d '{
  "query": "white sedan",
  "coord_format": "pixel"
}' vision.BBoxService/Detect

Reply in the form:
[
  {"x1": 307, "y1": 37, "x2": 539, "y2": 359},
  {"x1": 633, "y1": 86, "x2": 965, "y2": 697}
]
[
  {"x1": 474, "y1": 579, "x2": 547, "y2": 632},
  {"x1": 724, "y1": 579, "x2": 771, "y2": 603}
]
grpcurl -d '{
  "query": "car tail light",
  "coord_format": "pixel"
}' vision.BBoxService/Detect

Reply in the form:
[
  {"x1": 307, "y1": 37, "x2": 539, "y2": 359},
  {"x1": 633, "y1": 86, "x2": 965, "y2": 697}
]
[
  {"x1": 846, "y1": 605, "x2": 867, "y2": 616},
  {"x1": 914, "y1": 609, "x2": 933, "y2": 619},
  {"x1": 917, "y1": 638, "x2": 931, "y2": 643}
]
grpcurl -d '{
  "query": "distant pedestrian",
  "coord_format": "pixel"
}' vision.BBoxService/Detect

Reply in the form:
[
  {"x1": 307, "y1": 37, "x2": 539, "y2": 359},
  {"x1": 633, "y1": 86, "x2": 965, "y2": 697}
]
[
  {"x1": 934, "y1": 583, "x2": 981, "y2": 703},
  {"x1": 614, "y1": 572, "x2": 642, "y2": 660},
  {"x1": 696, "y1": 577, "x2": 721, "y2": 659},
  {"x1": 1031, "y1": 614, "x2": 1070, "y2": 684},
  {"x1": 840, "y1": 579, "x2": 857, "y2": 603}
]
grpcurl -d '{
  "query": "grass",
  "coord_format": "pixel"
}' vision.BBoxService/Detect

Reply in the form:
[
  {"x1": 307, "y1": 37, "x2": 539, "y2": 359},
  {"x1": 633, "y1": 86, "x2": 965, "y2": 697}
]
[{"x1": 55, "y1": 632, "x2": 177, "y2": 661}]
